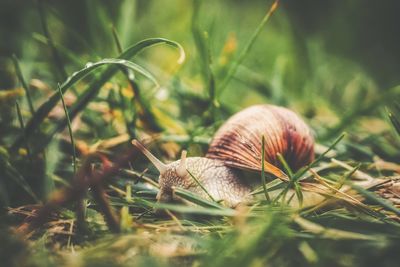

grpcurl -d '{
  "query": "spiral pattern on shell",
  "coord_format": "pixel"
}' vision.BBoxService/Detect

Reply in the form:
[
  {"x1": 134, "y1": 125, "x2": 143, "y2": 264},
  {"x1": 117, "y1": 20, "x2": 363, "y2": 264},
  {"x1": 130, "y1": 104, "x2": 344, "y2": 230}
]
[{"x1": 206, "y1": 105, "x2": 315, "y2": 177}]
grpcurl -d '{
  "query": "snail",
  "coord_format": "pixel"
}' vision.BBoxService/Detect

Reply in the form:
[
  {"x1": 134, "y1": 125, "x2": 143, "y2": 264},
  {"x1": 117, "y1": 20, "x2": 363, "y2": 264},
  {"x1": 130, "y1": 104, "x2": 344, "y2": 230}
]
[{"x1": 132, "y1": 104, "x2": 315, "y2": 207}]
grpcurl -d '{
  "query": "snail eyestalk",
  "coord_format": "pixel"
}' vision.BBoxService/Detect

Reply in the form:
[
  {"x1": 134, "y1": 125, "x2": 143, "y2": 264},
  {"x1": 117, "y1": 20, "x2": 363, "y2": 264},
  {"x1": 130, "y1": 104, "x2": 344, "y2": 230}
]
[
  {"x1": 176, "y1": 150, "x2": 188, "y2": 177},
  {"x1": 131, "y1": 139, "x2": 167, "y2": 175}
]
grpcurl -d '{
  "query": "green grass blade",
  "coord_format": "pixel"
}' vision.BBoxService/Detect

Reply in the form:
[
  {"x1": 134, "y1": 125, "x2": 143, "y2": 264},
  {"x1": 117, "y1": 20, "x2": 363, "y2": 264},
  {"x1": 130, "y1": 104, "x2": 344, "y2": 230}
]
[
  {"x1": 292, "y1": 132, "x2": 346, "y2": 182},
  {"x1": 292, "y1": 182, "x2": 303, "y2": 207},
  {"x1": 37, "y1": 0, "x2": 68, "y2": 81},
  {"x1": 261, "y1": 136, "x2": 271, "y2": 201},
  {"x1": 11, "y1": 38, "x2": 184, "y2": 152},
  {"x1": 276, "y1": 152, "x2": 303, "y2": 206},
  {"x1": 110, "y1": 26, "x2": 161, "y2": 135},
  {"x1": 350, "y1": 184, "x2": 400, "y2": 216},
  {"x1": 191, "y1": 0, "x2": 218, "y2": 120},
  {"x1": 15, "y1": 102, "x2": 32, "y2": 162},
  {"x1": 191, "y1": 0, "x2": 209, "y2": 83},
  {"x1": 32, "y1": 33, "x2": 85, "y2": 67},
  {"x1": 110, "y1": 24, "x2": 136, "y2": 136},
  {"x1": 186, "y1": 169, "x2": 216, "y2": 202},
  {"x1": 0, "y1": 153, "x2": 38, "y2": 202},
  {"x1": 12, "y1": 58, "x2": 156, "y2": 151},
  {"x1": 57, "y1": 84, "x2": 77, "y2": 174},
  {"x1": 117, "y1": 0, "x2": 137, "y2": 48},
  {"x1": 277, "y1": 152, "x2": 293, "y2": 178},
  {"x1": 12, "y1": 55, "x2": 35, "y2": 115},
  {"x1": 217, "y1": 0, "x2": 280, "y2": 97},
  {"x1": 272, "y1": 184, "x2": 289, "y2": 204},
  {"x1": 111, "y1": 25, "x2": 123, "y2": 54},
  {"x1": 275, "y1": 131, "x2": 345, "y2": 205},
  {"x1": 173, "y1": 187, "x2": 226, "y2": 210},
  {"x1": 134, "y1": 198, "x2": 238, "y2": 217},
  {"x1": 251, "y1": 179, "x2": 285, "y2": 196},
  {"x1": 388, "y1": 109, "x2": 400, "y2": 136},
  {"x1": 62, "y1": 58, "x2": 159, "y2": 90}
]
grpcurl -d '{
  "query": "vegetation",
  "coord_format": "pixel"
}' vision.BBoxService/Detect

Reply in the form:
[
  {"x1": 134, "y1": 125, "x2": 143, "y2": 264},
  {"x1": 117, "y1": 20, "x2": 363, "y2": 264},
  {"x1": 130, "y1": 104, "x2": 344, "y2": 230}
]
[{"x1": 1, "y1": 0, "x2": 399, "y2": 266}]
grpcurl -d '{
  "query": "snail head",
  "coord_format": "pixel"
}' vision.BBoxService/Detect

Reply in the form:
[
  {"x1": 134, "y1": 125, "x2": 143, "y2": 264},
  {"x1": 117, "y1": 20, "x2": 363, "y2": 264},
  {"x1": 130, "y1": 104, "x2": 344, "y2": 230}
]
[{"x1": 131, "y1": 140, "x2": 190, "y2": 202}]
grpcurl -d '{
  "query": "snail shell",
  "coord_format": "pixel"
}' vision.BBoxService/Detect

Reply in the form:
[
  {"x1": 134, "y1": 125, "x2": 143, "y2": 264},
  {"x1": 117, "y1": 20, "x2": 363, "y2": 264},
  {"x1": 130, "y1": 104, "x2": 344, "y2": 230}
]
[{"x1": 206, "y1": 105, "x2": 314, "y2": 177}]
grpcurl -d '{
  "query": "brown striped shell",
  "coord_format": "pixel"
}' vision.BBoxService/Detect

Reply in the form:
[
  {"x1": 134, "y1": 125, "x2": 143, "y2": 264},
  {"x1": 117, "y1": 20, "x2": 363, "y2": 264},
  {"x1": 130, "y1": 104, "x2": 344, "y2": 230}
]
[{"x1": 206, "y1": 105, "x2": 314, "y2": 178}]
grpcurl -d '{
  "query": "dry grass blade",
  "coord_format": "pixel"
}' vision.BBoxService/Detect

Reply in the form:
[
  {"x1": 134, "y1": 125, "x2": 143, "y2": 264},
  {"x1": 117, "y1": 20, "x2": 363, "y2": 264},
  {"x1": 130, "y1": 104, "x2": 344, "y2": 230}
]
[{"x1": 293, "y1": 216, "x2": 380, "y2": 240}]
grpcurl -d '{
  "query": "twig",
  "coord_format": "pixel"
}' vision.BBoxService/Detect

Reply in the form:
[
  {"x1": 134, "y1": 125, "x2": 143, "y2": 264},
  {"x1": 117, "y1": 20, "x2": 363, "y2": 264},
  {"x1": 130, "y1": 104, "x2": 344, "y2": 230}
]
[{"x1": 20, "y1": 148, "x2": 136, "y2": 234}]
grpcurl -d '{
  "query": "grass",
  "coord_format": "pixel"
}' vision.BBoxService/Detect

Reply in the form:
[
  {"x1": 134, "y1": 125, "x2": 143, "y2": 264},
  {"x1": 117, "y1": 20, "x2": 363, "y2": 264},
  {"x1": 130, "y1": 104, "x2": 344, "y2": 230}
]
[
  {"x1": 57, "y1": 84, "x2": 77, "y2": 174},
  {"x1": 1, "y1": 1, "x2": 400, "y2": 267}
]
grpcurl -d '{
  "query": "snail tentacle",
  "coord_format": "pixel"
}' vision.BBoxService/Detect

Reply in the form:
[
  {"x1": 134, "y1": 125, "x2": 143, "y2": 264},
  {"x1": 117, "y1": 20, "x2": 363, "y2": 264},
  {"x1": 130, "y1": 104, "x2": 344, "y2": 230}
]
[{"x1": 132, "y1": 139, "x2": 167, "y2": 175}]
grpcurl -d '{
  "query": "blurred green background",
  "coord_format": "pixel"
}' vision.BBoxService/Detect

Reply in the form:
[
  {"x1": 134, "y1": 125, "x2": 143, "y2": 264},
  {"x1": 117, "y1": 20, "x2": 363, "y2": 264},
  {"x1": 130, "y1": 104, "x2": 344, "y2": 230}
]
[
  {"x1": 1, "y1": 0, "x2": 400, "y2": 88},
  {"x1": 2, "y1": 0, "x2": 400, "y2": 141}
]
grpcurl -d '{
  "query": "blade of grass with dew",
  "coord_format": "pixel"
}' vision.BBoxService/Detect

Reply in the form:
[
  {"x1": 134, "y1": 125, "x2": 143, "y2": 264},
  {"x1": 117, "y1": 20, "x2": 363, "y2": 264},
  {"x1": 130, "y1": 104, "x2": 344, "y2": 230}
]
[
  {"x1": 12, "y1": 55, "x2": 35, "y2": 115},
  {"x1": 62, "y1": 58, "x2": 159, "y2": 90},
  {"x1": 11, "y1": 38, "x2": 185, "y2": 152},
  {"x1": 261, "y1": 135, "x2": 270, "y2": 201},
  {"x1": 18, "y1": 58, "x2": 157, "y2": 153},
  {"x1": 111, "y1": 26, "x2": 162, "y2": 134},
  {"x1": 110, "y1": 25, "x2": 136, "y2": 136},
  {"x1": 217, "y1": 0, "x2": 280, "y2": 97},
  {"x1": 57, "y1": 84, "x2": 77, "y2": 174}
]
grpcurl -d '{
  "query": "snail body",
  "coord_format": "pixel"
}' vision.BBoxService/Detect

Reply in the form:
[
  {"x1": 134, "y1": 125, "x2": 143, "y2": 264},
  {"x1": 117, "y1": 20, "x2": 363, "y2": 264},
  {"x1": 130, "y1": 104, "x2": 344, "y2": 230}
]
[
  {"x1": 159, "y1": 157, "x2": 252, "y2": 207},
  {"x1": 132, "y1": 104, "x2": 314, "y2": 207}
]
